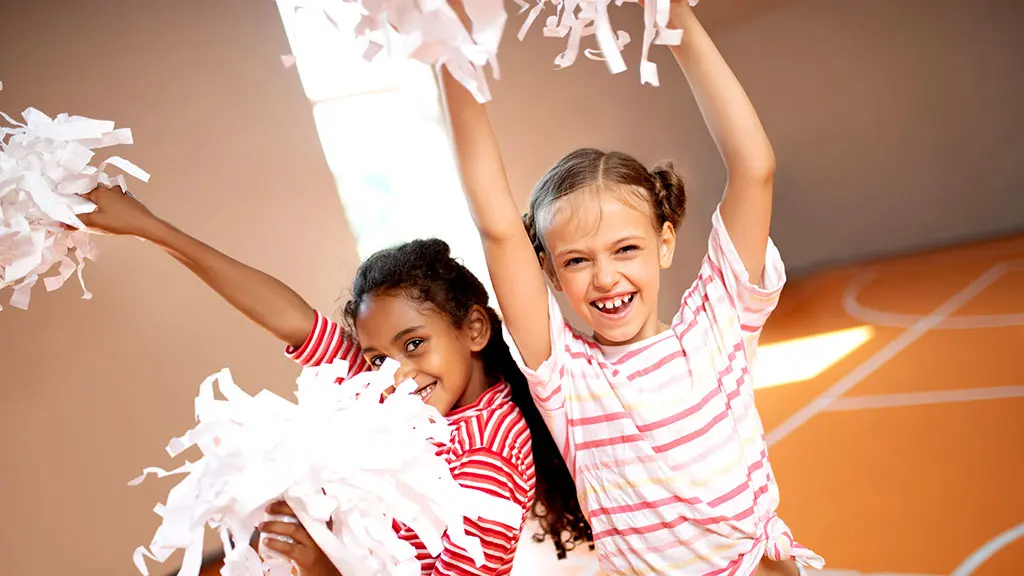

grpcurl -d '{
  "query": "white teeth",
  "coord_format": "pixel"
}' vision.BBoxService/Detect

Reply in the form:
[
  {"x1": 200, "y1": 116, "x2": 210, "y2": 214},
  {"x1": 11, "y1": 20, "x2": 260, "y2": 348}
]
[{"x1": 593, "y1": 294, "x2": 635, "y2": 311}]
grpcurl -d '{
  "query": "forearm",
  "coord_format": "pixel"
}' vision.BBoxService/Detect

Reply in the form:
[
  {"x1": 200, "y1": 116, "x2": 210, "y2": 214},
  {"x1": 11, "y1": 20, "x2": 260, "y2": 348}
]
[
  {"x1": 141, "y1": 218, "x2": 316, "y2": 348},
  {"x1": 437, "y1": 67, "x2": 554, "y2": 368},
  {"x1": 438, "y1": 68, "x2": 524, "y2": 240},
  {"x1": 669, "y1": 6, "x2": 775, "y2": 182}
]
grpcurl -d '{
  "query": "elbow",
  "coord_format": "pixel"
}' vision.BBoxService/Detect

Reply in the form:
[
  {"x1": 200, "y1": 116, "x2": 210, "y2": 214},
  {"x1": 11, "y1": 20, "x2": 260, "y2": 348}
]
[
  {"x1": 283, "y1": 308, "x2": 317, "y2": 350},
  {"x1": 731, "y1": 154, "x2": 775, "y2": 188},
  {"x1": 755, "y1": 144, "x2": 777, "y2": 181},
  {"x1": 752, "y1": 160, "x2": 776, "y2": 185}
]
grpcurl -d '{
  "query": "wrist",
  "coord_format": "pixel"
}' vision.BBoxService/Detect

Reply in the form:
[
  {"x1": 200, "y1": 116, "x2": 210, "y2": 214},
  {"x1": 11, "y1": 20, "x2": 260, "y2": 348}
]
[
  {"x1": 138, "y1": 216, "x2": 177, "y2": 246},
  {"x1": 668, "y1": 2, "x2": 698, "y2": 29}
]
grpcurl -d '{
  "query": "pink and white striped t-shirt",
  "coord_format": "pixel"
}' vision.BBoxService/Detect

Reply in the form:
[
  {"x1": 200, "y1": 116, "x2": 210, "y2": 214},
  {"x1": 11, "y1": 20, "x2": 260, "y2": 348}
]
[{"x1": 503, "y1": 207, "x2": 824, "y2": 575}]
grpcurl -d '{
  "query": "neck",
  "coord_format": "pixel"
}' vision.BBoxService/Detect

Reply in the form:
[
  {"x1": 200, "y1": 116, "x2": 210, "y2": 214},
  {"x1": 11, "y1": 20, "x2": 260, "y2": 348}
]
[
  {"x1": 453, "y1": 357, "x2": 493, "y2": 409},
  {"x1": 594, "y1": 311, "x2": 668, "y2": 346}
]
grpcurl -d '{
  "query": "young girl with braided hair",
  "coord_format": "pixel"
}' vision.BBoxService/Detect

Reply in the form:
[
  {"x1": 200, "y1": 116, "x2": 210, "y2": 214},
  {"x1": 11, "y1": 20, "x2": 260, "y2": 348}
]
[
  {"x1": 78, "y1": 186, "x2": 591, "y2": 575},
  {"x1": 440, "y1": 1, "x2": 822, "y2": 574}
]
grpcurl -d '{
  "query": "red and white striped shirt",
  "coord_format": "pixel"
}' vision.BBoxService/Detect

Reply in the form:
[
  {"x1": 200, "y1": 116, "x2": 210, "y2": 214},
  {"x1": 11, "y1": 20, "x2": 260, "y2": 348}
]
[
  {"x1": 286, "y1": 315, "x2": 536, "y2": 576},
  {"x1": 503, "y1": 207, "x2": 824, "y2": 575}
]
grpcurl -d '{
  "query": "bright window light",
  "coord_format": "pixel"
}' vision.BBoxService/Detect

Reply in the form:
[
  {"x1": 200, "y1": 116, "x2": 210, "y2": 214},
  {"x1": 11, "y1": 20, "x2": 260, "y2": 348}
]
[
  {"x1": 275, "y1": 0, "x2": 496, "y2": 307},
  {"x1": 755, "y1": 325, "x2": 875, "y2": 389}
]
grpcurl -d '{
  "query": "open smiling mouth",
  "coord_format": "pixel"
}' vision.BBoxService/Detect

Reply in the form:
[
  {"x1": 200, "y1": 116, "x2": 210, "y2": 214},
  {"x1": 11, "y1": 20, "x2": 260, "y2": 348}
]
[
  {"x1": 415, "y1": 382, "x2": 437, "y2": 402},
  {"x1": 590, "y1": 292, "x2": 636, "y2": 318}
]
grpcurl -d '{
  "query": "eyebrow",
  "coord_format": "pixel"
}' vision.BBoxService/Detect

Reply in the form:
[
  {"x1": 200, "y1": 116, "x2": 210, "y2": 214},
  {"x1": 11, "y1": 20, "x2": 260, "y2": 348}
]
[
  {"x1": 610, "y1": 235, "x2": 645, "y2": 246},
  {"x1": 554, "y1": 235, "x2": 646, "y2": 260},
  {"x1": 358, "y1": 325, "x2": 425, "y2": 355},
  {"x1": 392, "y1": 325, "x2": 424, "y2": 342}
]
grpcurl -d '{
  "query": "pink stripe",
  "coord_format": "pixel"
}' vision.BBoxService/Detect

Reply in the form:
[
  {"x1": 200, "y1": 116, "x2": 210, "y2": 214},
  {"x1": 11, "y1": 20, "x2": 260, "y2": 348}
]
[
  {"x1": 625, "y1": 349, "x2": 684, "y2": 381},
  {"x1": 592, "y1": 504, "x2": 756, "y2": 540},
  {"x1": 533, "y1": 383, "x2": 562, "y2": 405},
  {"x1": 589, "y1": 493, "x2": 704, "y2": 518},
  {"x1": 570, "y1": 411, "x2": 631, "y2": 427},
  {"x1": 653, "y1": 407, "x2": 730, "y2": 454},
  {"x1": 593, "y1": 525, "x2": 748, "y2": 566},
  {"x1": 707, "y1": 257, "x2": 738, "y2": 311},
  {"x1": 707, "y1": 480, "x2": 749, "y2": 508},
  {"x1": 635, "y1": 388, "x2": 719, "y2": 433},
  {"x1": 570, "y1": 393, "x2": 758, "y2": 475},
  {"x1": 576, "y1": 432, "x2": 646, "y2": 451},
  {"x1": 613, "y1": 331, "x2": 673, "y2": 364}
]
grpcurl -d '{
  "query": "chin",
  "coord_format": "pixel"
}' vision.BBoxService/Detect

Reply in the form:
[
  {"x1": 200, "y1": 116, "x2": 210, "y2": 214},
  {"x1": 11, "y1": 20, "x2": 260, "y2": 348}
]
[{"x1": 592, "y1": 320, "x2": 646, "y2": 346}]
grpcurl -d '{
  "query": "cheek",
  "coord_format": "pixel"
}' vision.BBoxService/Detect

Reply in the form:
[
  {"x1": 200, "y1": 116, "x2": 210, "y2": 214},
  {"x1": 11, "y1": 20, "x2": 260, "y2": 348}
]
[
  {"x1": 629, "y1": 256, "x2": 663, "y2": 288},
  {"x1": 557, "y1": 271, "x2": 590, "y2": 299},
  {"x1": 427, "y1": 340, "x2": 471, "y2": 379},
  {"x1": 604, "y1": 255, "x2": 661, "y2": 296}
]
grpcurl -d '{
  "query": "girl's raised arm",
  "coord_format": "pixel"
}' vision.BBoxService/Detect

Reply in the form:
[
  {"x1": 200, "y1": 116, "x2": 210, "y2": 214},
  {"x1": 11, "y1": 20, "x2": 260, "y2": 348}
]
[
  {"x1": 438, "y1": 70, "x2": 553, "y2": 370},
  {"x1": 79, "y1": 185, "x2": 316, "y2": 348},
  {"x1": 668, "y1": 3, "x2": 776, "y2": 284}
]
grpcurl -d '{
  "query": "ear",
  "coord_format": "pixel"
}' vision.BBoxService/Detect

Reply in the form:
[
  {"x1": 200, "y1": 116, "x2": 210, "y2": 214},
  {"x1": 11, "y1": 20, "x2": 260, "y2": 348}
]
[
  {"x1": 538, "y1": 252, "x2": 563, "y2": 292},
  {"x1": 465, "y1": 305, "x2": 492, "y2": 353},
  {"x1": 657, "y1": 221, "x2": 677, "y2": 269}
]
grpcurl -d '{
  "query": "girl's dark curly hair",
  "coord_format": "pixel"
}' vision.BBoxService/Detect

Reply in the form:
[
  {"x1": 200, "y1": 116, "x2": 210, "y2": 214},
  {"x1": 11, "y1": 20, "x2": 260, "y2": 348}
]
[{"x1": 342, "y1": 238, "x2": 593, "y2": 559}]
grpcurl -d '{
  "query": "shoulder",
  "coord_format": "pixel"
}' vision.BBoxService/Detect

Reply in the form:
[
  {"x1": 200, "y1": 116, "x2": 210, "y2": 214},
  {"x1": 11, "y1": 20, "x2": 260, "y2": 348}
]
[{"x1": 461, "y1": 395, "x2": 532, "y2": 464}]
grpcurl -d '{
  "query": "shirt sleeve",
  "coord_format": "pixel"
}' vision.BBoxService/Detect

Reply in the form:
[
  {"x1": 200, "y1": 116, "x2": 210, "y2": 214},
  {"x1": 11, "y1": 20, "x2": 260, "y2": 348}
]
[
  {"x1": 283, "y1": 310, "x2": 370, "y2": 379},
  {"x1": 676, "y1": 205, "x2": 787, "y2": 349},
  {"x1": 428, "y1": 448, "x2": 531, "y2": 576},
  {"x1": 500, "y1": 290, "x2": 575, "y2": 462},
  {"x1": 500, "y1": 289, "x2": 574, "y2": 413}
]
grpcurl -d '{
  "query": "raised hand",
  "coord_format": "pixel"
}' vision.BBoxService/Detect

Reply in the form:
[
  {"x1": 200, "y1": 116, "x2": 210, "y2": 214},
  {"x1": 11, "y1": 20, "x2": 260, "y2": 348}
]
[
  {"x1": 77, "y1": 185, "x2": 161, "y2": 238},
  {"x1": 259, "y1": 501, "x2": 341, "y2": 576}
]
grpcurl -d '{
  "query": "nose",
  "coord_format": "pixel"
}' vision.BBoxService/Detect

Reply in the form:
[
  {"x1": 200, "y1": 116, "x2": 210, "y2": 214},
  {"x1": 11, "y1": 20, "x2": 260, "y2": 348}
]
[
  {"x1": 592, "y1": 258, "x2": 618, "y2": 291},
  {"x1": 394, "y1": 360, "x2": 416, "y2": 386},
  {"x1": 382, "y1": 359, "x2": 414, "y2": 399}
]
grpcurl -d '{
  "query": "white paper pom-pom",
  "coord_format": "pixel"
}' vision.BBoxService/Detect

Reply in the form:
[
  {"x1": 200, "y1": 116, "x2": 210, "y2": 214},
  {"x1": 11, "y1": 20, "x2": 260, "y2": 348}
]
[
  {"x1": 516, "y1": 0, "x2": 703, "y2": 86},
  {"x1": 0, "y1": 101, "x2": 149, "y2": 311},
  {"x1": 285, "y1": 0, "x2": 505, "y2": 103},
  {"x1": 284, "y1": 0, "x2": 699, "y2": 103},
  {"x1": 130, "y1": 358, "x2": 523, "y2": 576}
]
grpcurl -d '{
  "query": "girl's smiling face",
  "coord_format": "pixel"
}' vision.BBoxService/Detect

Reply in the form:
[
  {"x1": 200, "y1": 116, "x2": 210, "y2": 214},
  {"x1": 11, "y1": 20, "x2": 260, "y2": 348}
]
[
  {"x1": 354, "y1": 292, "x2": 491, "y2": 415},
  {"x1": 540, "y1": 188, "x2": 677, "y2": 346}
]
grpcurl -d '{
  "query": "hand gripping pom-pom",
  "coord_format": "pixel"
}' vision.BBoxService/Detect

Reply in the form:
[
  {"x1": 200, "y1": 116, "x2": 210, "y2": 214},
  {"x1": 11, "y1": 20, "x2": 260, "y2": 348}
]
[
  {"x1": 0, "y1": 96, "x2": 149, "y2": 311},
  {"x1": 130, "y1": 358, "x2": 524, "y2": 576}
]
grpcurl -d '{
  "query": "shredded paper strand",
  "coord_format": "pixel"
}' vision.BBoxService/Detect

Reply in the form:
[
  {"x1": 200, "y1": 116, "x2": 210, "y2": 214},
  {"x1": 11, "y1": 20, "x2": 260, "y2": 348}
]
[
  {"x1": 0, "y1": 89, "x2": 149, "y2": 311},
  {"x1": 285, "y1": 0, "x2": 698, "y2": 103},
  {"x1": 131, "y1": 358, "x2": 524, "y2": 576}
]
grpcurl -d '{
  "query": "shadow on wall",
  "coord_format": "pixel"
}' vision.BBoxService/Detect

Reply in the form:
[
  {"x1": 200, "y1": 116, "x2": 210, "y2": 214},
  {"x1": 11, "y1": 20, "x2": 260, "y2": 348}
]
[{"x1": 696, "y1": 0, "x2": 804, "y2": 33}]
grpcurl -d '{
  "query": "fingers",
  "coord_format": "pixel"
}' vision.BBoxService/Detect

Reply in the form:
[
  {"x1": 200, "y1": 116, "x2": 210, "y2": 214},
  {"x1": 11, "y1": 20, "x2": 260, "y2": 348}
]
[
  {"x1": 266, "y1": 500, "x2": 295, "y2": 516},
  {"x1": 260, "y1": 520, "x2": 313, "y2": 546},
  {"x1": 82, "y1": 184, "x2": 127, "y2": 202},
  {"x1": 261, "y1": 535, "x2": 315, "y2": 567}
]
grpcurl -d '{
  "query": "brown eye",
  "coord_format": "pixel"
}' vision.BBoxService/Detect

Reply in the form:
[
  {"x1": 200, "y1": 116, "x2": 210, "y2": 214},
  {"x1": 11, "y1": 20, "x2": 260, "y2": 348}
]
[{"x1": 405, "y1": 339, "x2": 424, "y2": 353}]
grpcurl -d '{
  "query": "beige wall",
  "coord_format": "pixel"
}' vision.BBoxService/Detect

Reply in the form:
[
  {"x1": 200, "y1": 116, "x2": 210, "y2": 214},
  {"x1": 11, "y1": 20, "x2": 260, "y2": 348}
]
[
  {"x1": 0, "y1": 1, "x2": 360, "y2": 572},
  {"x1": 0, "y1": 0, "x2": 1021, "y2": 573}
]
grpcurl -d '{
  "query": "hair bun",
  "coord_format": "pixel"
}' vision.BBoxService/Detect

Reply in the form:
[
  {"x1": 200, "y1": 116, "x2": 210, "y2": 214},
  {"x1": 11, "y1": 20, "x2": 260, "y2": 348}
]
[
  {"x1": 407, "y1": 237, "x2": 452, "y2": 260},
  {"x1": 651, "y1": 161, "x2": 686, "y2": 227},
  {"x1": 521, "y1": 211, "x2": 545, "y2": 257}
]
